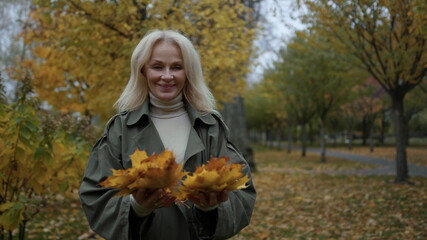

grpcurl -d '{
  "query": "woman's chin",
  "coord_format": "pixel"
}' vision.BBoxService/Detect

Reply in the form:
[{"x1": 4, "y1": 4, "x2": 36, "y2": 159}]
[{"x1": 155, "y1": 92, "x2": 178, "y2": 101}]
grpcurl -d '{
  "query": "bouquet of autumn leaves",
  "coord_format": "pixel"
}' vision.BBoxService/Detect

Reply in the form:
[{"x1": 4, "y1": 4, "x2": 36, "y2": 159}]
[{"x1": 99, "y1": 149, "x2": 250, "y2": 202}]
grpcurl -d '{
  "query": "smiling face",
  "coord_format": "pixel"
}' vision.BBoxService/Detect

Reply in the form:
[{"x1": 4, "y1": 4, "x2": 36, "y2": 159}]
[{"x1": 144, "y1": 40, "x2": 186, "y2": 102}]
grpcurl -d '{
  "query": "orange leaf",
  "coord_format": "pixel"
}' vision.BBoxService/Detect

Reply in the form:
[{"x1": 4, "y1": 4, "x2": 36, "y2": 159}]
[
  {"x1": 99, "y1": 149, "x2": 187, "y2": 196},
  {"x1": 173, "y1": 156, "x2": 250, "y2": 201}
]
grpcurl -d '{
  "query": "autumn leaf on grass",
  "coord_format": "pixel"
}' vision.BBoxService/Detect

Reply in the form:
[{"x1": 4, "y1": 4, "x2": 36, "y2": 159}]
[
  {"x1": 173, "y1": 157, "x2": 250, "y2": 201},
  {"x1": 99, "y1": 149, "x2": 188, "y2": 196}
]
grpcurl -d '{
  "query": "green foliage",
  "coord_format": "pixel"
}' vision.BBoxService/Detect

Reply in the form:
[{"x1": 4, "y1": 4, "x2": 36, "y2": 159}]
[{"x1": 245, "y1": 30, "x2": 360, "y2": 132}]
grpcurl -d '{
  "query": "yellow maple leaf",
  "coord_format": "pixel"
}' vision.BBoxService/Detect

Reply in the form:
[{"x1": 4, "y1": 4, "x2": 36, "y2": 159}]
[
  {"x1": 99, "y1": 149, "x2": 187, "y2": 196},
  {"x1": 173, "y1": 157, "x2": 250, "y2": 201}
]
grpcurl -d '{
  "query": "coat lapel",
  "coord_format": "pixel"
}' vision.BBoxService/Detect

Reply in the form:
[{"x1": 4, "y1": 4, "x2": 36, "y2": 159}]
[
  {"x1": 183, "y1": 127, "x2": 205, "y2": 163},
  {"x1": 132, "y1": 121, "x2": 165, "y2": 159}
]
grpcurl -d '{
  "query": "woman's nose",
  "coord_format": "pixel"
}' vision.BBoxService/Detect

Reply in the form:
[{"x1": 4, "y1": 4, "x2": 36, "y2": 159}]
[{"x1": 161, "y1": 72, "x2": 174, "y2": 80}]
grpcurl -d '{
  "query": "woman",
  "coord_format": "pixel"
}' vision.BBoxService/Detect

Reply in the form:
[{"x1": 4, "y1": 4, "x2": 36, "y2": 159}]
[{"x1": 79, "y1": 30, "x2": 256, "y2": 240}]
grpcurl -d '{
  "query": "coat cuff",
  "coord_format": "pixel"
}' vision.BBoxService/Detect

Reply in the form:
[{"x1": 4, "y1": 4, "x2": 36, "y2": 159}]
[
  {"x1": 129, "y1": 195, "x2": 153, "y2": 217},
  {"x1": 195, "y1": 204, "x2": 218, "y2": 212}
]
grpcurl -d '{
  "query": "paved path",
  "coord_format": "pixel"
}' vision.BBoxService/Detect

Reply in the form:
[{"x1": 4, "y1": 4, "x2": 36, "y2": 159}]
[{"x1": 307, "y1": 147, "x2": 427, "y2": 177}]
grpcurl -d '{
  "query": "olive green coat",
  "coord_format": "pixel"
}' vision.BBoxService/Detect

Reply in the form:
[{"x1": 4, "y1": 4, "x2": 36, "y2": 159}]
[{"x1": 79, "y1": 101, "x2": 256, "y2": 240}]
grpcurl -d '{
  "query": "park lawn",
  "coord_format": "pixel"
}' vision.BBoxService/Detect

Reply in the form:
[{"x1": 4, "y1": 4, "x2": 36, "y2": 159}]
[
  {"x1": 24, "y1": 192, "x2": 99, "y2": 240},
  {"x1": 231, "y1": 149, "x2": 427, "y2": 240},
  {"x1": 24, "y1": 148, "x2": 426, "y2": 240},
  {"x1": 329, "y1": 146, "x2": 427, "y2": 167}
]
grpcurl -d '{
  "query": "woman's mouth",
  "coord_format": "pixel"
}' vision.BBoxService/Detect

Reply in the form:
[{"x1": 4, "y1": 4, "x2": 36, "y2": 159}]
[{"x1": 158, "y1": 84, "x2": 175, "y2": 90}]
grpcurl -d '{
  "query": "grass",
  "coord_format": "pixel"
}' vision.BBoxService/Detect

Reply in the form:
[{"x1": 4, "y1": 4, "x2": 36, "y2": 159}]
[{"x1": 17, "y1": 146, "x2": 427, "y2": 240}]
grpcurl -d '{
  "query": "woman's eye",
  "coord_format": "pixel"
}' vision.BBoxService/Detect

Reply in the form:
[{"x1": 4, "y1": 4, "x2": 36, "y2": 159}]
[
  {"x1": 152, "y1": 65, "x2": 162, "y2": 70},
  {"x1": 172, "y1": 65, "x2": 183, "y2": 70}
]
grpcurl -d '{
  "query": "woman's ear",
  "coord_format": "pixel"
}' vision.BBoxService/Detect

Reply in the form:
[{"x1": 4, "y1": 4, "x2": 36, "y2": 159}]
[{"x1": 140, "y1": 66, "x2": 145, "y2": 76}]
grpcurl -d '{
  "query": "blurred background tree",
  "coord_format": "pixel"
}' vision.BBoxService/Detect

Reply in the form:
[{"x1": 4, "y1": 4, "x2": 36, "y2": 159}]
[
  {"x1": 300, "y1": 0, "x2": 427, "y2": 183},
  {"x1": 11, "y1": 0, "x2": 257, "y2": 121}
]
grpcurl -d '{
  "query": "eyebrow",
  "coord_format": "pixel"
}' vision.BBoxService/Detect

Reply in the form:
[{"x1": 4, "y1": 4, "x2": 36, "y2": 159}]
[{"x1": 149, "y1": 59, "x2": 183, "y2": 64}]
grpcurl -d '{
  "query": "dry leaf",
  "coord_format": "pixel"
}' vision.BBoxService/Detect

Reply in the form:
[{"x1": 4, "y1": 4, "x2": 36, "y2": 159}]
[
  {"x1": 99, "y1": 149, "x2": 188, "y2": 196},
  {"x1": 173, "y1": 157, "x2": 250, "y2": 201}
]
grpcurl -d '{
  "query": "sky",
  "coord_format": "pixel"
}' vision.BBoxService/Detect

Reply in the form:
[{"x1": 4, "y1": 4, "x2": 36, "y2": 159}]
[{"x1": 248, "y1": 0, "x2": 306, "y2": 84}]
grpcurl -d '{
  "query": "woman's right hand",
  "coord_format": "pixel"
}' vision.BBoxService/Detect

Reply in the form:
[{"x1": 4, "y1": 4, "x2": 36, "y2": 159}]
[{"x1": 132, "y1": 188, "x2": 176, "y2": 209}]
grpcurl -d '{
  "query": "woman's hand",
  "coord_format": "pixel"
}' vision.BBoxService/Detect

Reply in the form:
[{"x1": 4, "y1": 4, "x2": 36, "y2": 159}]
[
  {"x1": 188, "y1": 190, "x2": 229, "y2": 210},
  {"x1": 132, "y1": 188, "x2": 176, "y2": 209}
]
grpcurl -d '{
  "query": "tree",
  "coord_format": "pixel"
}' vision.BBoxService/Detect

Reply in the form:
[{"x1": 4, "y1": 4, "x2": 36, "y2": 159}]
[
  {"x1": 273, "y1": 41, "x2": 318, "y2": 157},
  {"x1": 219, "y1": 0, "x2": 261, "y2": 173},
  {"x1": 341, "y1": 77, "x2": 386, "y2": 151},
  {"x1": 244, "y1": 77, "x2": 286, "y2": 146},
  {"x1": 16, "y1": 0, "x2": 257, "y2": 121},
  {"x1": 303, "y1": 0, "x2": 427, "y2": 182},
  {"x1": 293, "y1": 32, "x2": 358, "y2": 162},
  {"x1": 0, "y1": 77, "x2": 91, "y2": 239},
  {"x1": 404, "y1": 81, "x2": 427, "y2": 144},
  {"x1": 268, "y1": 31, "x2": 357, "y2": 159}
]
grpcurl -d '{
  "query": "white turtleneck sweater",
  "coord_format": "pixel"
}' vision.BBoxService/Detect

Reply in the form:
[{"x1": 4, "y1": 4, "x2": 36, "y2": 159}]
[
  {"x1": 131, "y1": 93, "x2": 214, "y2": 216},
  {"x1": 130, "y1": 92, "x2": 192, "y2": 217},
  {"x1": 148, "y1": 92, "x2": 191, "y2": 164}
]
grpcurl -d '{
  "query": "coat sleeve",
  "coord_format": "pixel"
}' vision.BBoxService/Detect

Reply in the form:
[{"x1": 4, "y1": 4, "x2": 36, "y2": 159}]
[
  {"x1": 209, "y1": 116, "x2": 257, "y2": 240},
  {"x1": 78, "y1": 116, "x2": 133, "y2": 240}
]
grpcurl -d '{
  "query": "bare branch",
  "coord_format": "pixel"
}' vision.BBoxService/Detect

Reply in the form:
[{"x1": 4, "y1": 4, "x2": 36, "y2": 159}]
[{"x1": 66, "y1": 0, "x2": 131, "y2": 39}]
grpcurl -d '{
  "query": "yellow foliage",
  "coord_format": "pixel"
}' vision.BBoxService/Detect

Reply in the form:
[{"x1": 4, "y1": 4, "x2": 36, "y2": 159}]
[
  {"x1": 172, "y1": 156, "x2": 250, "y2": 201},
  {"x1": 100, "y1": 150, "x2": 249, "y2": 201},
  {"x1": 0, "y1": 96, "x2": 90, "y2": 233},
  {"x1": 99, "y1": 149, "x2": 188, "y2": 196},
  {"x1": 15, "y1": 0, "x2": 257, "y2": 121}
]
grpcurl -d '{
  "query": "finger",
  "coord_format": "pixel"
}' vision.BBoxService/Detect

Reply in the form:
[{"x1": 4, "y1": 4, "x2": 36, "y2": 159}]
[
  {"x1": 208, "y1": 192, "x2": 217, "y2": 206},
  {"x1": 159, "y1": 195, "x2": 176, "y2": 207},
  {"x1": 135, "y1": 189, "x2": 163, "y2": 209},
  {"x1": 218, "y1": 190, "x2": 229, "y2": 203},
  {"x1": 198, "y1": 193, "x2": 209, "y2": 207},
  {"x1": 150, "y1": 189, "x2": 165, "y2": 207},
  {"x1": 187, "y1": 194, "x2": 199, "y2": 202},
  {"x1": 132, "y1": 189, "x2": 150, "y2": 206},
  {"x1": 153, "y1": 202, "x2": 160, "y2": 208}
]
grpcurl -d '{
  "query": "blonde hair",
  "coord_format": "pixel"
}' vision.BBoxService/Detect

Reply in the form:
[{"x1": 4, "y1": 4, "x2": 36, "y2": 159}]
[{"x1": 114, "y1": 30, "x2": 217, "y2": 114}]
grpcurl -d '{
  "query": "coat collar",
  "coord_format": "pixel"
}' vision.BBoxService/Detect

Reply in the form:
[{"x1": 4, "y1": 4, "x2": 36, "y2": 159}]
[
  {"x1": 125, "y1": 98, "x2": 217, "y2": 127},
  {"x1": 125, "y1": 98, "x2": 215, "y2": 166}
]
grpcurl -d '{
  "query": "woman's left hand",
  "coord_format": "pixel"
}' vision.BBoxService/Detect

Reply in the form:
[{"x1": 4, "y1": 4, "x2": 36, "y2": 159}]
[{"x1": 188, "y1": 190, "x2": 228, "y2": 210}]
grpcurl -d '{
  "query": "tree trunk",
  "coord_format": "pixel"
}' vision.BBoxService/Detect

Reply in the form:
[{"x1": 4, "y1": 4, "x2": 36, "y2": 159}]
[
  {"x1": 287, "y1": 125, "x2": 293, "y2": 154},
  {"x1": 301, "y1": 123, "x2": 307, "y2": 157},
  {"x1": 347, "y1": 130, "x2": 353, "y2": 151},
  {"x1": 19, "y1": 222, "x2": 26, "y2": 240},
  {"x1": 275, "y1": 127, "x2": 282, "y2": 150},
  {"x1": 392, "y1": 95, "x2": 409, "y2": 183},
  {"x1": 361, "y1": 117, "x2": 368, "y2": 145},
  {"x1": 369, "y1": 120, "x2": 375, "y2": 153},
  {"x1": 221, "y1": 96, "x2": 256, "y2": 172},
  {"x1": 268, "y1": 129, "x2": 274, "y2": 148},
  {"x1": 332, "y1": 133, "x2": 337, "y2": 148},
  {"x1": 308, "y1": 122, "x2": 315, "y2": 146},
  {"x1": 320, "y1": 120, "x2": 326, "y2": 163},
  {"x1": 379, "y1": 110, "x2": 387, "y2": 145},
  {"x1": 261, "y1": 128, "x2": 267, "y2": 146}
]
